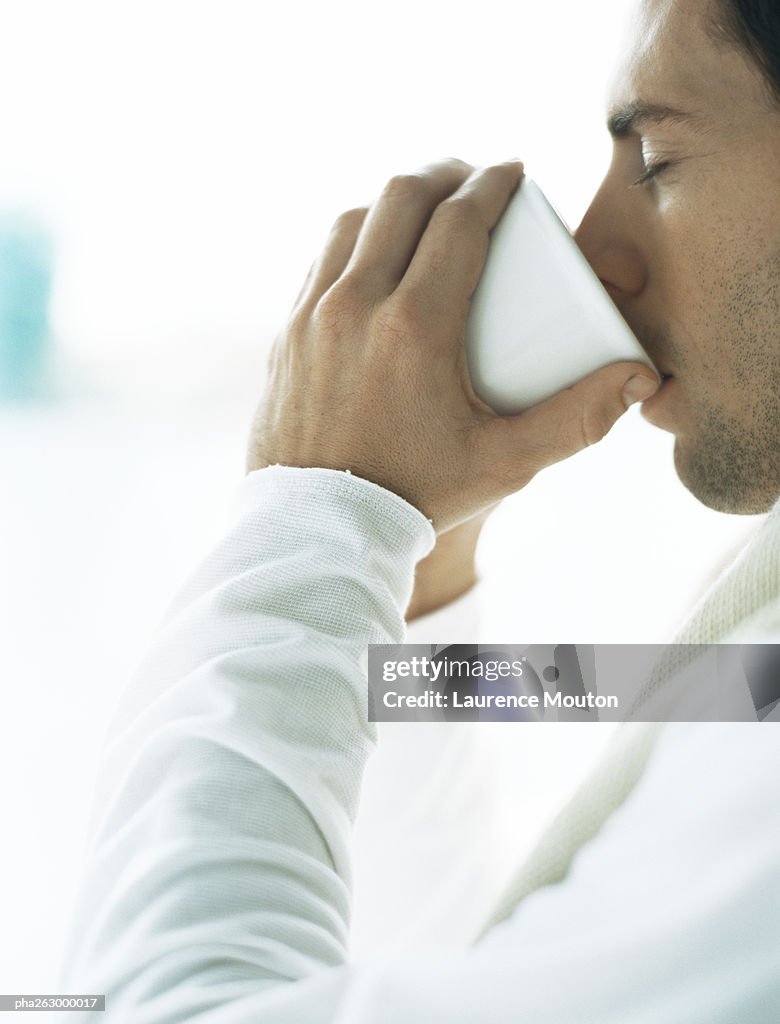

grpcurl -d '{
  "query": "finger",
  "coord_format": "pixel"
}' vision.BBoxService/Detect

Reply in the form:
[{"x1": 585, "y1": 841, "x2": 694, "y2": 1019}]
[
  {"x1": 479, "y1": 361, "x2": 661, "y2": 488},
  {"x1": 292, "y1": 206, "x2": 369, "y2": 315},
  {"x1": 397, "y1": 160, "x2": 525, "y2": 332},
  {"x1": 343, "y1": 158, "x2": 474, "y2": 294}
]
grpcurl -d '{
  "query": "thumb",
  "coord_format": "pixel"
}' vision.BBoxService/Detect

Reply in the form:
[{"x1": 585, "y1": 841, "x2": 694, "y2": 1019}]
[{"x1": 481, "y1": 361, "x2": 661, "y2": 483}]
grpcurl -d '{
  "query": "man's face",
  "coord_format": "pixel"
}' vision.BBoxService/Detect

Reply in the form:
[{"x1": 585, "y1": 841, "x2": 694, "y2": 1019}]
[{"x1": 574, "y1": 0, "x2": 780, "y2": 514}]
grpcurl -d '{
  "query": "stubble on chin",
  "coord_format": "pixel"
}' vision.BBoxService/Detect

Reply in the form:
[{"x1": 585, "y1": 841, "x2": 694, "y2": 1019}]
[
  {"x1": 675, "y1": 400, "x2": 780, "y2": 515},
  {"x1": 669, "y1": 248, "x2": 780, "y2": 515}
]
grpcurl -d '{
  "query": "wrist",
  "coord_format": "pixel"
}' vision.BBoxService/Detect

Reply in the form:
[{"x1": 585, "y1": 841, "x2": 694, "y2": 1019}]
[{"x1": 405, "y1": 513, "x2": 486, "y2": 623}]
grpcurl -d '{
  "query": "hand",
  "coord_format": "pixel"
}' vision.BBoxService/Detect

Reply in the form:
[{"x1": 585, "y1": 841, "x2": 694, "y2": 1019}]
[{"x1": 247, "y1": 158, "x2": 660, "y2": 531}]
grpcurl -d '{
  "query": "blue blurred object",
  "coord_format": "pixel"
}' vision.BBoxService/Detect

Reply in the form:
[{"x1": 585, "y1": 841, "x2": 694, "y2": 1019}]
[{"x1": 0, "y1": 212, "x2": 54, "y2": 400}]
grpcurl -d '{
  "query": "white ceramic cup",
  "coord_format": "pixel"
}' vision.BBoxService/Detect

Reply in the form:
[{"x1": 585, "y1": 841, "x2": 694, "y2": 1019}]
[{"x1": 465, "y1": 177, "x2": 656, "y2": 414}]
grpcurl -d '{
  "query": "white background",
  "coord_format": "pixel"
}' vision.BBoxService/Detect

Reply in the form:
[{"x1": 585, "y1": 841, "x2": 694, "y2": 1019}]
[{"x1": 0, "y1": 0, "x2": 762, "y2": 996}]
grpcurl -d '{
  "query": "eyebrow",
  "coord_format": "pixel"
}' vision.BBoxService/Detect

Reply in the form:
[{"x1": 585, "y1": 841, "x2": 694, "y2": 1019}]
[{"x1": 607, "y1": 102, "x2": 709, "y2": 138}]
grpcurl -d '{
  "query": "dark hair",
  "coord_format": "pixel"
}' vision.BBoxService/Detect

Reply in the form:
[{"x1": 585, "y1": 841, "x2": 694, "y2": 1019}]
[{"x1": 713, "y1": 0, "x2": 780, "y2": 104}]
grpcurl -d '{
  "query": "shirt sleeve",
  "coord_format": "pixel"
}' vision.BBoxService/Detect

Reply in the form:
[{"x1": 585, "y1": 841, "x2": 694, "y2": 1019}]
[
  {"x1": 59, "y1": 467, "x2": 780, "y2": 1024},
  {"x1": 59, "y1": 465, "x2": 433, "y2": 1018}
]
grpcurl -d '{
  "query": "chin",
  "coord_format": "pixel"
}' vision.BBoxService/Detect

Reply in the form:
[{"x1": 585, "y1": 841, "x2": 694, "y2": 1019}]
[{"x1": 673, "y1": 444, "x2": 777, "y2": 516}]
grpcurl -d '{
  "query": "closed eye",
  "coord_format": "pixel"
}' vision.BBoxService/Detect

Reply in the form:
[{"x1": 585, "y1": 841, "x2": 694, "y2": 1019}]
[{"x1": 631, "y1": 160, "x2": 671, "y2": 187}]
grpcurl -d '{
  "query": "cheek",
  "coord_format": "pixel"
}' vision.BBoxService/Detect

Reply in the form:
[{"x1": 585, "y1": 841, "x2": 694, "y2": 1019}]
[{"x1": 652, "y1": 198, "x2": 779, "y2": 371}]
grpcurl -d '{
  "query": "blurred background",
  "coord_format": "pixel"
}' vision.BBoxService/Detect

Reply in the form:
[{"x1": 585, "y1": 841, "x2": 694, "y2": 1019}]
[{"x1": 0, "y1": 0, "x2": 762, "y2": 996}]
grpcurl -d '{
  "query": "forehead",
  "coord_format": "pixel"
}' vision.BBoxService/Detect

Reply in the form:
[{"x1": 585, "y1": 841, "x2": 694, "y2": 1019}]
[{"x1": 609, "y1": 0, "x2": 768, "y2": 120}]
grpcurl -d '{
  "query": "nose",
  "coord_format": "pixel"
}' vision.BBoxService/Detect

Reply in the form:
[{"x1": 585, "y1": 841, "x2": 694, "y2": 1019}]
[{"x1": 573, "y1": 177, "x2": 647, "y2": 307}]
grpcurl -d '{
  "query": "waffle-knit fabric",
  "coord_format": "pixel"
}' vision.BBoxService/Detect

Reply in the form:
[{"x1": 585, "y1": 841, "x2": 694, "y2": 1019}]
[{"x1": 58, "y1": 468, "x2": 780, "y2": 1023}]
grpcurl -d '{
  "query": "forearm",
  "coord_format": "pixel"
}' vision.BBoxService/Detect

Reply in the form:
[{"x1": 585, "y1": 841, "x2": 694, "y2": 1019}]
[
  {"x1": 60, "y1": 466, "x2": 434, "y2": 1019},
  {"x1": 59, "y1": 471, "x2": 780, "y2": 1023}
]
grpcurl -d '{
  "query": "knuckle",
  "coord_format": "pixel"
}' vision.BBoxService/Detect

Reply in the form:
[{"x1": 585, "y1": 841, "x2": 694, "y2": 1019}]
[
  {"x1": 382, "y1": 172, "x2": 432, "y2": 202},
  {"x1": 435, "y1": 193, "x2": 480, "y2": 227},
  {"x1": 313, "y1": 275, "x2": 365, "y2": 331},
  {"x1": 578, "y1": 403, "x2": 614, "y2": 447},
  {"x1": 332, "y1": 206, "x2": 369, "y2": 233},
  {"x1": 374, "y1": 295, "x2": 422, "y2": 342},
  {"x1": 444, "y1": 156, "x2": 475, "y2": 172},
  {"x1": 483, "y1": 160, "x2": 521, "y2": 181}
]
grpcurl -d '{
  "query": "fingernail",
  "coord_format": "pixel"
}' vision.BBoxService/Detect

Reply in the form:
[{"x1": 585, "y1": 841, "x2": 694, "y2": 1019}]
[{"x1": 622, "y1": 374, "x2": 659, "y2": 407}]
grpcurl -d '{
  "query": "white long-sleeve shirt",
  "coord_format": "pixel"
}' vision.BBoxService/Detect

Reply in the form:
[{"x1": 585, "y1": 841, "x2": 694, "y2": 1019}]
[
  {"x1": 352, "y1": 589, "x2": 618, "y2": 956},
  {"x1": 60, "y1": 466, "x2": 780, "y2": 1023}
]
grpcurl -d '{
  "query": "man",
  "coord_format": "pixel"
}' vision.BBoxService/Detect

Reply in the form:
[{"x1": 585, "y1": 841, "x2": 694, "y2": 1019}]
[{"x1": 61, "y1": 0, "x2": 780, "y2": 1019}]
